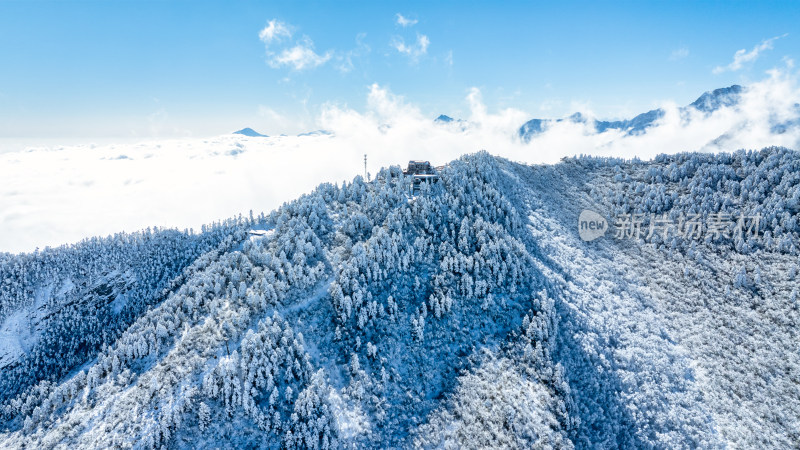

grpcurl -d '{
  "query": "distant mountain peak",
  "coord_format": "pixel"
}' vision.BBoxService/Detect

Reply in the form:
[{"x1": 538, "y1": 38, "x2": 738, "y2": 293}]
[
  {"x1": 689, "y1": 85, "x2": 743, "y2": 113},
  {"x1": 297, "y1": 129, "x2": 332, "y2": 137},
  {"x1": 519, "y1": 84, "x2": 745, "y2": 142},
  {"x1": 233, "y1": 128, "x2": 268, "y2": 137},
  {"x1": 434, "y1": 114, "x2": 469, "y2": 132}
]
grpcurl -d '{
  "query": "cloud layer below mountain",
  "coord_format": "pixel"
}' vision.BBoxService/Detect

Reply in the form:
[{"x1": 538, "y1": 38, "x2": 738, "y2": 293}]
[{"x1": 1, "y1": 70, "x2": 799, "y2": 253}]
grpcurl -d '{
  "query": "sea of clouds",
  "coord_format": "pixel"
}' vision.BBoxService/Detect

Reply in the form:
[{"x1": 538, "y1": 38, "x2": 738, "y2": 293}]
[{"x1": 1, "y1": 69, "x2": 799, "y2": 253}]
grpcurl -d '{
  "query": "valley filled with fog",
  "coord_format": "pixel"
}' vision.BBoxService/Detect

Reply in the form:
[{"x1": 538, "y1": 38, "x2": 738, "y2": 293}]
[{"x1": 2, "y1": 71, "x2": 799, "y2": 254}]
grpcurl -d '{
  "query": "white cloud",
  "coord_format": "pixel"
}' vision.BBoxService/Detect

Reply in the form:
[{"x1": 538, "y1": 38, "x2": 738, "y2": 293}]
[
  {"x1": 258, "y1": 20, "x2": 332, "y2": 71},
  {"x1": 670, "y1": 47, "x2": 689, "y2": 61},
  {"x1": 713, "y1": 35, "x2": 786, "y2": 74},
  {"x1": 269, "y1": 40, "x2": 332, "y2": 70},
  {"x1": 393, "y1": 33, "x2": 429, "y2": 60},
  {"x1": 3, "y1": 71, "x2": 800, "y2": 253},
  {"x1": 258, "y1": 19, "x2": 291, "y2": 45},
  {"x1": 396, "y1": 13, "x2": 418, "y2": 27},
  {"x1": 336, "y1": 33, "x2": 370, "y2": 73}
]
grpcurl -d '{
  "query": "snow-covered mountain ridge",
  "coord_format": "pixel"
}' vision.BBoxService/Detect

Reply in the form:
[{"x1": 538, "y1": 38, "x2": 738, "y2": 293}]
[
  {"x1": 518, "y1": 85, "x2": 745, "y2": 141},
  {"x1": 1, "y1": 148, "x2": 799, "y2": 448}
]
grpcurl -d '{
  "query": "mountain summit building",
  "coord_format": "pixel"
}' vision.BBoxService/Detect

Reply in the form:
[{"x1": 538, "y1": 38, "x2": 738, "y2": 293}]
[{"x1": 404, "y1": 160, "x2": 439, "y2": 195}]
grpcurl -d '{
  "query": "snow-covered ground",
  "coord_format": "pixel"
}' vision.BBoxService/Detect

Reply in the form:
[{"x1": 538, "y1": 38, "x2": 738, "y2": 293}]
[
  {"x1": 1, "y1": 149, "x2": 798, "y2": 448},
  {"x1": 0, "y1": 308, "x2": 36, "y2": 370}
]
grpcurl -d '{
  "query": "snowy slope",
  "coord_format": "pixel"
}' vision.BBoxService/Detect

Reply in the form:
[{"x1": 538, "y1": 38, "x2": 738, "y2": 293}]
[
  {"x1": 503, "y1": 150, "x2": 800, "y2": 447},
  {"x1": 0, "y1": 224, "x2": 247, "y2": 407},
  {"x1": 1, "y1": 149, "x2": 799, "y2": 448}
]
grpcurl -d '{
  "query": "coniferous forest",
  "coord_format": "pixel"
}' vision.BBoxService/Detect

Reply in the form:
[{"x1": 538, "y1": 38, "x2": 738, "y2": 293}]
[{"x1": 1, "y1": 149, "x2": 799, "y2": 448}]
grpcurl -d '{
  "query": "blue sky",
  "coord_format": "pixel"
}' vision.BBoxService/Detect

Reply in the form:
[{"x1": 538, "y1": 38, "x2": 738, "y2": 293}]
[{"x1": 0, "y1": 0, "x2": 798, "y2": 144}]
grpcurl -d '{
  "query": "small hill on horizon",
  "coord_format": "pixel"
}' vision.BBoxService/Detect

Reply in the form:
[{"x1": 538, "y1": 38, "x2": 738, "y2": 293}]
[{"x1": 233, "y1": 128, "x2": 268, "y2": 137}]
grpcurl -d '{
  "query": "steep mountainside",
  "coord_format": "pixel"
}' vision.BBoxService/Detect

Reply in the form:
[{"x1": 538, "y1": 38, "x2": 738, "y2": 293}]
[{"x1": 1, "y1": 149, "x2": 799, "y2": 449}]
